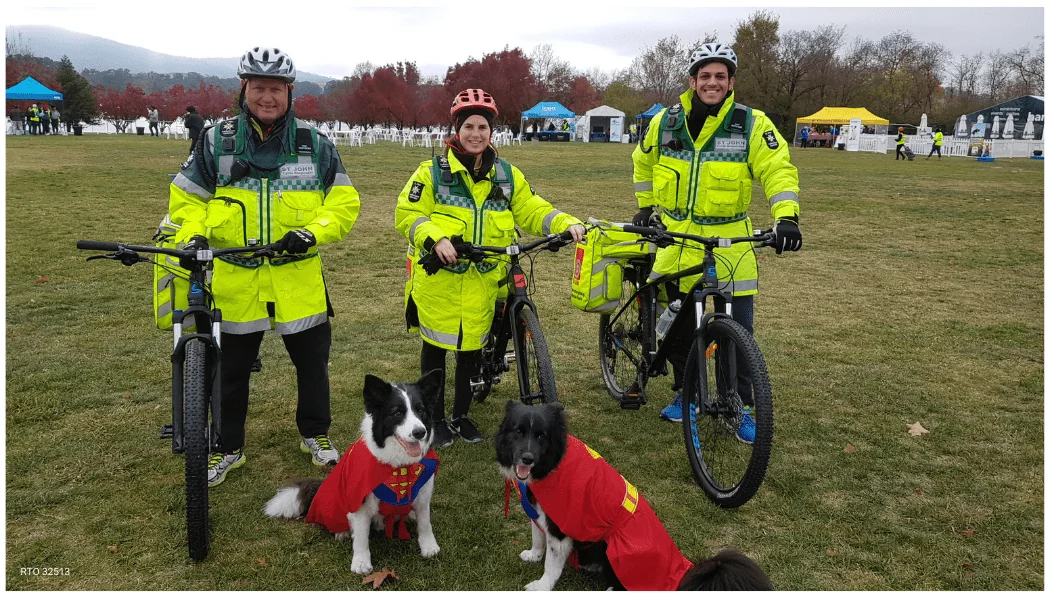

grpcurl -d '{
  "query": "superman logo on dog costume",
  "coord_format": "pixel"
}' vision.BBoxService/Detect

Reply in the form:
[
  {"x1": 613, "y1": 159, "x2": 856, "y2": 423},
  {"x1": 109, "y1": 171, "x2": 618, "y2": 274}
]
[
  {"x1": 306, "y1": 439, "x2": 438, "y2": 539},
  {"x1": 508, "y1": 436, "x2": 693, "y2": 591}
]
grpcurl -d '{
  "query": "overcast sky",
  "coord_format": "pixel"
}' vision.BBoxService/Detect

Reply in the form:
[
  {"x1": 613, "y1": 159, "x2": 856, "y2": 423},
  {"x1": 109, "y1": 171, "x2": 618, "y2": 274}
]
[{"x1": 6, "y1": 2, "x2": 1044, "y2": 80}]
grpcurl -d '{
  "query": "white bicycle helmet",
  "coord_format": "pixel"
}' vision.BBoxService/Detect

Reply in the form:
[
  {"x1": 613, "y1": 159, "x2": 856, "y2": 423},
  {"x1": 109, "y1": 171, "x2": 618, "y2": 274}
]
[
  {"x1": 237, "y1": 46, "x2": 297, "y2": 83},
  {"x1": 688, "y1": 43, "x2": 738, "y2": 77}
]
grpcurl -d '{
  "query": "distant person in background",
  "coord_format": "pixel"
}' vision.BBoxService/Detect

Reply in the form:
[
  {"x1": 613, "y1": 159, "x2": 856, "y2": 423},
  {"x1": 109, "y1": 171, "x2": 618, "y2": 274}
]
[
  {"x1": 148, "y1": 106, "x2": 160, "y2": 136},
  {"x1": 927, "y1": 127, "x2": 944, "y2": 160},
  {"x1": 28, "y1": 104, "x2": 40, "y2": 135},
  {"x1": 799, "y1": 126, "x2": 809, "y2": 148},
  {"x1": 50, "y1": 107, "x2": 61, "y2": 134},
  {"x1": 9, "y1": 107, "x2": 24, "y2": 135},
  {"x1": 183, "y1": 106, "x2": 205, "y2": 156},
  {"x1": 40, "y1": 106, "x2": 51, "y2": 135},
  {"x1": 895, "y1": 127, "x2": 907, "y2": 161}
]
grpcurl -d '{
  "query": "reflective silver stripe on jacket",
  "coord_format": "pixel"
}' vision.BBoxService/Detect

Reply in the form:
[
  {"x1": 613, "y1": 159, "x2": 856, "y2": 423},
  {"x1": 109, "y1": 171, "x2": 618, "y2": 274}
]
[
  {"x1": 420, "y1": 325, "x2": 459, "y2": 348},
  {"x1": 173, "y1": 173, "x2": 214, "y2": 199},
  {"x1": 333, "y1": 172, "x2": 353, "y2": 187},
  {"x1": 542, "y1": 210, "x2": 563, "y2": 235},
  {"x1": 275, "y1": 312, "x2": 328, "y2": 335},
  {"x1": 222, "y1": 318, "x2": 274, "y2": 334},
  {"x1": 725, "y1": 279, "x2": 758, "y2": 293},
  {"x1": 634, "y1": 181, "x2": 653, "y2": 192},
  {"x1": 769, "y1": 191, "x2": 798, "y2": 207},
  {"x1": 409, "y1": 217, "x2": 430, "y2": 243}
]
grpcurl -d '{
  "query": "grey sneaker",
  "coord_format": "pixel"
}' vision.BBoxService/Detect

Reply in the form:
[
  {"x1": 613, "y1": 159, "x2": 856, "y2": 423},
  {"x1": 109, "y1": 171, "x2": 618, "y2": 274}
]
[
  {"x1": 301, "y1": 434, "x2": 339, "y2": 467},
  {"x1": 207, "y1": 449, "x2": 245, "y2": 488}
]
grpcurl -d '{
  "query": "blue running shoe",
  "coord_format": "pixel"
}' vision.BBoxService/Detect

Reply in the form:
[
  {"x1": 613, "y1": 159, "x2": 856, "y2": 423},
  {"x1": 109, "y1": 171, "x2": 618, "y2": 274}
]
[
  {"x1": 660, "y1": 393, "x2": 683, "y2": 422},
  {"x1": 736, "y1": 406, "x2": 756, "y2": 444}
]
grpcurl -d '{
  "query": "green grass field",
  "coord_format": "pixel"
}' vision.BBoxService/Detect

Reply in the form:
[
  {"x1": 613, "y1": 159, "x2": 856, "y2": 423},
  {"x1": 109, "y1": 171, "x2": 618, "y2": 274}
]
[{"x1": 6, "y1": 135, "x2": 1044, "y2": 590}]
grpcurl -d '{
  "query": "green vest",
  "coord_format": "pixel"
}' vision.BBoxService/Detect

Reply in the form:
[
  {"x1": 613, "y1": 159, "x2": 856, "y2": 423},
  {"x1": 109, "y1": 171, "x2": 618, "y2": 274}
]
[
  {"x1": 208, "y1": 116, "x2": 322, "y2": 268},
  {"x1": 429, "y1": 156, "x2": 514, "y2": 274},
  {"x1": 656, "y1": 102, "x2": 755, "y2": 224}
]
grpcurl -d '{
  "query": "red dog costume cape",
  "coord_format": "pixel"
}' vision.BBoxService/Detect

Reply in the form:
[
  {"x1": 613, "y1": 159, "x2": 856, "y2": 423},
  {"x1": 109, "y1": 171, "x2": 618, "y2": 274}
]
[
  {"x1": 517, "y1": 436, "x2": 693, "y2": 591},
  {"x1": 306, "y1": 438, "x2": 438, "y2": 539}
]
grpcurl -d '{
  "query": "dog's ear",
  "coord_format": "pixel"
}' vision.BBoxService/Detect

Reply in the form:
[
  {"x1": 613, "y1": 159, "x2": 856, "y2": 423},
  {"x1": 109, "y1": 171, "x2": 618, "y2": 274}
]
[
  {"x1": 362, "y1": 374, "x2": 392, "y2": 414},
  {"x1": 497, "y1": 400, "x2": 521, "y2": 435},
  {"x1": 417, "y1": 368, "x2": 444, "y2": 398},
  {"x1": 544, "y1": 402, "x2": 568, "y2": 438}
]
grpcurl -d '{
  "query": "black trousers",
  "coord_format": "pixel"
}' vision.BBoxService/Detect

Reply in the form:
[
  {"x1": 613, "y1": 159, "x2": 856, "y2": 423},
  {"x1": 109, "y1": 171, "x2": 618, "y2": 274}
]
[
  {"x1": 896, "y1": 145, "x2": 905, "y2": 159},
  {"x1": 217, "y1": 320, "x2": 332, "y2": 452},
  {"x1": 149, "y1": 122, "x2": 159, "y2": 136},
  {"x1": 420, "y1": 340, "x2": 481, "y2": 421},
  {"x1": 928, "y1": 145, "x2": 942, "y2": 158}
]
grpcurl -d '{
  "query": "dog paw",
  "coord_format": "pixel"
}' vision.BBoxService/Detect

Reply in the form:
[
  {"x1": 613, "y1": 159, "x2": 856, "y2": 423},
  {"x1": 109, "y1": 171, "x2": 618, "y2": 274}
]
[
  {"x1": 419, "y1": 537, "x2": 440, "y2": 558},
  {"x1": 524, "y1": 579, "x2": 551, "y2": 591},
  {"x1": 520, "y1": 549, "x2": 544, "y2": 563},
  {"x1": 350, "y1": 557, "x2": 373, "y2": 575},
  {"x1": 333, "y1": 531, "x2": 350, "y2": 542}
]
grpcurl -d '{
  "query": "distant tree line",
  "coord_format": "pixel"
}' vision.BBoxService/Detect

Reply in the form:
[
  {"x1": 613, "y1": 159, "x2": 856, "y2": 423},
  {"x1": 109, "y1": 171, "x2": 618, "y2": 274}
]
[{"x1": 6, "y1": 12, "x2": 1043, "y2": 134}]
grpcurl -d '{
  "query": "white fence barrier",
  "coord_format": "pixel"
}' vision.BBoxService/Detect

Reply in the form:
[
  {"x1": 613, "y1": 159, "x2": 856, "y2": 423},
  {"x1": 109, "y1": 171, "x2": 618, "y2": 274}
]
[{"x1": 853, "y1": 133, "x2": 1043, "y2": 158}]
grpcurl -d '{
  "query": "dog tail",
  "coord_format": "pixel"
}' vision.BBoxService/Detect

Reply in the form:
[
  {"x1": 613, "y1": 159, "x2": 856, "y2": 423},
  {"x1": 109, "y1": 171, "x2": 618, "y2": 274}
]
[
  {"x1": 677, "y1": 549, "x2": 773, "y2": 590},
  {"x1": 263, "y1": 478, "x2": 323, "y2": 519}
]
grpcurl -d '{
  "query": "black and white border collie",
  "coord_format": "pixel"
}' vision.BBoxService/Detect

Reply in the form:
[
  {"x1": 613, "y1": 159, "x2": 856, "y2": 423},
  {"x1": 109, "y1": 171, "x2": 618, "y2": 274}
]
[
  {"x1": 264, "y1": 370, "x2": 443, "y2": 575},
  {"x1": 495, "y1": 401, "x2": 773, "y2": 591}
]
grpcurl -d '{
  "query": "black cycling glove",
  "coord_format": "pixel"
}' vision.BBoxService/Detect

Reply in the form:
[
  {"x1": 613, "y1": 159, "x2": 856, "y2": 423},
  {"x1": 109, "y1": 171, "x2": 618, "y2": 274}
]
[
  {"x1": 773, "y1": 218, "x2": 802, "y2": 254},
  {"x1": 632, "y1": 207, "x2": 654, "y2": 226},
  {"x1": 277, "y1": 229, "x2": 317, "y2": 254},
  {"x1": 179, "y1": 235, "x2": 209, "y2": 270}
]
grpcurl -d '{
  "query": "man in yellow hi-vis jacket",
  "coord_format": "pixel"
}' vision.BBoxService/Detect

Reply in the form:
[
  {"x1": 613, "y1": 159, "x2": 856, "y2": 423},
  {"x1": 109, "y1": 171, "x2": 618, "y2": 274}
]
[
  {"x1": 169, "y1": 46, "x2": 360, "y2": 487},
  {"x1": 631, "y1": 42, "x2": 801, "y2": 433}
]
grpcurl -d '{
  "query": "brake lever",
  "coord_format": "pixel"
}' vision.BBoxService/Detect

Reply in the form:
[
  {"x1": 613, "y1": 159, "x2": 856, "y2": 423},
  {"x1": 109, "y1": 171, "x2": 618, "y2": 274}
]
[{"x1": 653, "y1": 232, "x2": 675, "y2": 249}]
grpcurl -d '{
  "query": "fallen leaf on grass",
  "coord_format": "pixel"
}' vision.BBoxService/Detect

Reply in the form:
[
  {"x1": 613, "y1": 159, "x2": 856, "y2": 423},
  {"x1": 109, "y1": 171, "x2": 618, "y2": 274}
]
[
  {"x1": 906, "y1": 422, "x2": 929, "y2": 437},
  {"x1": 122, "y1": 392, "x2": 131, "y2": 399},
  {"x1": 914, "y1": 489, "x2": 922, "y2": 495},
  {"x1": 960, "y1": 528, "x2": 975, "y2": 537},
  {"x1": 257, "y1": 558, "x2": 266, "y2": 567},
  {"x1": 362, "y1": 568, "x2": 398, "y2": 590},
  {"x1": 107, "y1": 545, "x2": 119, "y2": 553},
  {"x1": 31, "y1": 276, "x2": 49, "y2": 284},
  {"x1": 826, "y1": 549, "x2": 837, "y2": 557},
  {"x1": 843, "y1": 443, "x2": 856, "y2": 454}
]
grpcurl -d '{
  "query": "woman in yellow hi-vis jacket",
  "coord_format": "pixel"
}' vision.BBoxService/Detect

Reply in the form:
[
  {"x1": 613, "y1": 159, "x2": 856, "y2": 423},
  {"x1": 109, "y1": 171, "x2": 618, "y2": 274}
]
[
  {"x1": 631, "y1": 43, "x2": 802, "y2": 429},
  {"x1": 395, "y1": 88, "x2": 584, "y2": 446}
]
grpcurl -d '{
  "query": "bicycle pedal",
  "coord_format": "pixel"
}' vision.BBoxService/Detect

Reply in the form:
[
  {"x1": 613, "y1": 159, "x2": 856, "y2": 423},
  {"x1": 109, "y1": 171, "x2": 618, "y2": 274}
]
[
  {"x1": 620, "y1": 392, "x2": 646, "y2": 410},
  {"x1": 159, "y1": 424, "x2": 174, "y2": 439}
]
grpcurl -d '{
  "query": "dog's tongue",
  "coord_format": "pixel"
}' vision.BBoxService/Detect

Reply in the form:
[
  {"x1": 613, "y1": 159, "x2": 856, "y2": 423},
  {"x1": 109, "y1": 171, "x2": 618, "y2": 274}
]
[
  {"x1": 516, "y1": 464, "x2": 531, "y2": 480},
  {"x1": 400, "y1": 438, "x2": 422, "y2": 457}
]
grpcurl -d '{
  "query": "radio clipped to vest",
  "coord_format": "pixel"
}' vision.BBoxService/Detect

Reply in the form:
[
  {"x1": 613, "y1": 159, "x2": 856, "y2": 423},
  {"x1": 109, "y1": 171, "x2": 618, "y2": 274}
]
[{"x1": 571, "y1": 223, "x2": 655, "y2": 313}]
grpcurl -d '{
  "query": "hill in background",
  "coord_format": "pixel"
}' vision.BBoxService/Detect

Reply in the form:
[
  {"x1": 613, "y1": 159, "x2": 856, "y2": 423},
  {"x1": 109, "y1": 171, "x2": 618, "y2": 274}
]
[{"x1": 6, "y1": 25, "x2": 334, "y2": 86}]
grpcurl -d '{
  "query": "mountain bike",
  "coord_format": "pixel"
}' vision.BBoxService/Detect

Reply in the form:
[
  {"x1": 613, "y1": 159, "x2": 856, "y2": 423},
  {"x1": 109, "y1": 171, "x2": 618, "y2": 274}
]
[
  {"x1": 418, "y1": 231, "x2": 575, "y2": 406},
  {"x1": 76, "y1": 238, "x2": 277, "y2": 560},
  {"x1": 594, "y1": 221, "x2": 776, "y2": 508}
]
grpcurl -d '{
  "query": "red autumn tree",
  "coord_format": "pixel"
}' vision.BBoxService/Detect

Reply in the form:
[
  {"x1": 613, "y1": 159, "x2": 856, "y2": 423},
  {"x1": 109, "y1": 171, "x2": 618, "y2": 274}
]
[
  {"x1": 293, "y1": 93, "x2": 324, "y2": 122},
  {"x1": 444, "y1": 48, "x2": 540, "y2": 127},
  {"x1": 96, "y1": 83, "x2": 149, "y2": 133},
  {"x1": 567, "y1": 76, "x2": 601, "y2": 114}
]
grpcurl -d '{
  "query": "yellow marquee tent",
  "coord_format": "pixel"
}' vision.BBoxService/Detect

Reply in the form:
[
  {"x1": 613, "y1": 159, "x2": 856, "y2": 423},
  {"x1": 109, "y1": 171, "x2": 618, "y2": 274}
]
[{"x1": 796, "y1": 107, "x2": 889, "y2": 125}]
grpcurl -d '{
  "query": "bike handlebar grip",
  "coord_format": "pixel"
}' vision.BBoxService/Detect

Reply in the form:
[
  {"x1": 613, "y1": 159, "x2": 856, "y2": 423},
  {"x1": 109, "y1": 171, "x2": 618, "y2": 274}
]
[
  {"x1": 620, "y1": 224, "x2": 656, "y2": 236},
  {"x1": 77, "y1": 240, "x2": 122, "y2": 251}
]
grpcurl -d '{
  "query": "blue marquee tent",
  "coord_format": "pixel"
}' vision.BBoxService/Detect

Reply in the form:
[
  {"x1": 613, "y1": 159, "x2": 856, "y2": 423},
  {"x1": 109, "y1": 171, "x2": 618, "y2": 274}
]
[
  {"x1": 6, "y1": 76, "x2": 64, "y2": 102},
  {"x1": 521, "y1": 101, "x2": 575, "y2": 120},
  {"x1": 637, "y1": 103, "x2": 665, "y2": 119}
]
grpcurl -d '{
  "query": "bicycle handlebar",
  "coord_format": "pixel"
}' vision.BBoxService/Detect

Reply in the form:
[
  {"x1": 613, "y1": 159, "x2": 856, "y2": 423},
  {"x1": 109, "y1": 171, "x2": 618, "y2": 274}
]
[
  {"x1": 456, "y1": 229, "x2": 575, "y2": 259},
  {"x1": 76, "y1": 240, "x2": 281, "y2": 260},
  {"x1": 591, "y1": 219, "x2": 775, "y2": 249}
]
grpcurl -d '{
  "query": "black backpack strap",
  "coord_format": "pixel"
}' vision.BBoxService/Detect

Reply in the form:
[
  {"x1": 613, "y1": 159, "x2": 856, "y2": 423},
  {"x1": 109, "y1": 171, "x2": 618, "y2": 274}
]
[
  {"x1": 660, "y1": 104, "x2": 684, "y2": 148},
  {"x1": 294, "y1": 127, "x2": 315, "y2": 155}
]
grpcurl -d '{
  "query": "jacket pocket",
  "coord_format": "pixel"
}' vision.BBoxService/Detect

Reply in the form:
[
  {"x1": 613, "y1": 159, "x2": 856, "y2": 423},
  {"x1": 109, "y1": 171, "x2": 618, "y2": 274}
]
[
  {"x1": 274, "y1": 191, "x2": 321, "y2": 228},
  {"x1": 484, "y1": 210, "x2": 516, "y2": 246},
  {"x1": 431, "y1": 209, "x2": 470, "y2": 241},
  {"x1": 698, "y1": 162, "x2": 748, "y2": 217},
  {"x1": 204, "y1": 200, "x2": 245, "y2": 246},
  {"x1": 653, "y1": 164, "x2": 682, "y2": 211}
]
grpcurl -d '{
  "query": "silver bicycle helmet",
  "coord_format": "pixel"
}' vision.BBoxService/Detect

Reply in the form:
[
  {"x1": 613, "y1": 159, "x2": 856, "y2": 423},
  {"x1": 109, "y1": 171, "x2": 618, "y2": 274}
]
[
  {"x1": 688, "y1": 43, "x2": 738, "y2": 77},
  {"x1": 237, "y1": 46, "x2": 297, "y2": 83}
]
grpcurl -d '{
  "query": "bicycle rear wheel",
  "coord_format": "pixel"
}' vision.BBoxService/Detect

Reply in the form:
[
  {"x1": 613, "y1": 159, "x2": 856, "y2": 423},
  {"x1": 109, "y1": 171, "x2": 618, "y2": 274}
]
[
  {"x1": 682, "y1": 318, "x2": 772, "y2": 508},
  {"x1": 517, "y1": 308, "x2": 557, "y2": 404},
  {"x1": 183, "y1": 340, "x2": 210, "y2": 560},
  {"x1": 598, "y1": 271, "x2": 653, "y2": 403}
]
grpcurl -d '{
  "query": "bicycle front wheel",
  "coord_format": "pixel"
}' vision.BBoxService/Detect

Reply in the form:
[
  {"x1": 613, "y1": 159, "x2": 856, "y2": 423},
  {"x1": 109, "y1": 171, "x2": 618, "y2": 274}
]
[
  {"x1": 682, "y1": 318, "x2": 772, "y2": 508},
  {"x1": 517, "y1": 308, "x2": 557, "y2": 404},
  {"x1": 183, "y1": 340, "x2": 210, "y2": 560},
  {"x1": 598, "y1": 274, "x2": 653, "y2": 403}
]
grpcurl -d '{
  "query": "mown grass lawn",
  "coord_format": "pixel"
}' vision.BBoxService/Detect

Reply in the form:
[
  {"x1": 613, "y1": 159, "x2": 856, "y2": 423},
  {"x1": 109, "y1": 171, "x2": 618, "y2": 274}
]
[{"x1": 6, "y1": 134, "x2": 1043, "y2": 590}]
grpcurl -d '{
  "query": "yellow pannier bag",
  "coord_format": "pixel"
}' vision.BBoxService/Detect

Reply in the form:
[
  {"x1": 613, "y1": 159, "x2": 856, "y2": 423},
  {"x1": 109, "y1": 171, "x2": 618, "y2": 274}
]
[
  {"x1": 571, "y1": 224, "x2": 654, "y2": 313},
  {"x1": 152, "y1": 215, "x2": 191, "y2": 330}
]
